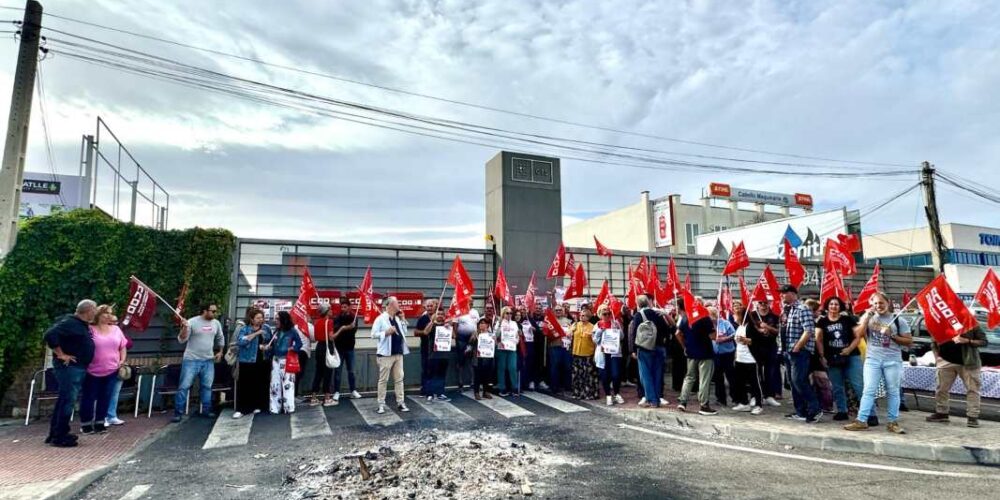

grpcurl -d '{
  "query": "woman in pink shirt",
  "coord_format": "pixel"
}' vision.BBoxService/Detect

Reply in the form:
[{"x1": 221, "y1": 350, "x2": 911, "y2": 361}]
[{"x1": 79, "y1": 304, "x2": 127, "y2": 434}]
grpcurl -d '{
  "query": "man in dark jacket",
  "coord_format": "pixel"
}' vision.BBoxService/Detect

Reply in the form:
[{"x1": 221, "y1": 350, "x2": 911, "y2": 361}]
[
  {"x1": 926, "y1": 325, "x2": 988, "y2": 428},
  {"x1": 629, "y1": 295, "x2": 675, "y2": 408},
  {"x1": 44, "y1": 300, "x2": 98, "y2": 447}
]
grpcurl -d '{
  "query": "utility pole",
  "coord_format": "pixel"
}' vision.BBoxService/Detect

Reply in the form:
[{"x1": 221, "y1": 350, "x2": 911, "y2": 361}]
[
  {"x1": 0, "y1": 0, "x2": 43, "y2": 258},
  {"x1": 921, "y1": 161, "x2": 947, "y2": 276}
]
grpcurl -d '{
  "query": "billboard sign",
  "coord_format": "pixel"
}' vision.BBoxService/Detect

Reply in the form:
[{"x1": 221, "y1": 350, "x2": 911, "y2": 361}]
[
  {"x1": 651, "y1": 196, "x2": 674, "y2": 248},
  {"x1": 708, "y1": 182, "x2": 812, "y2": 208},
  {"x1": 695, "y1": 208, "x2": 848, "y2": 260},
  {"x1": 19, "y1": 173, "x2": 85, "y2": 219}
]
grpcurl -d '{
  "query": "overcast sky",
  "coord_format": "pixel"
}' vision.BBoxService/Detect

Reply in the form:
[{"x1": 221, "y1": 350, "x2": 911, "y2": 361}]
[{"x1": 2, "y1": 0, "x2": 998, "y2": 250}]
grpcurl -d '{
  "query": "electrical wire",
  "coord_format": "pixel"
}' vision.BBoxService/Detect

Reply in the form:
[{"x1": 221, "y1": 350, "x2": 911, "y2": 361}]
[
  {"x1": 19, "y1": 9, "x2": 920, "y2": 169},
  {"x1": 35, "y1": 63, "x2": 66, "y2": 206}
]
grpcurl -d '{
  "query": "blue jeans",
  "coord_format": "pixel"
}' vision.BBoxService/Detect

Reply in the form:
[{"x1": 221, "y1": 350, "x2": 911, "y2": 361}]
[
  {"x1": 638, "y1": 347, "x2": 667, "y2": 406},
  {"x1": 600, "y1": 356, "x2": 623, "y2": 396},
  {"x1": 428, "y1": 357, "x2": 449, "y2": 395},
  {"x1": 521, "y1": 342, "x2": 539, "y2": 389},
  {"x1": 175, "y1": 359, "x2": 215, "y2": 416},
  {"x1": 857, "y1": 356, "x2": 903, "y2": 423},
  {"x1": 827, "y1": 355, "x2": 864, "y2": 414},
  {"x1": 48, "y1": 363, "x2": 86, "y2": 441},
  {"x1": 496, "y1": 350, "x2": 518, "y2": 392},
  {"x1": 80, "y1": 373, "x2": 117, "y2": 425},
  {"x1": 107, "y1": 378, "x2": 124, "y2": 420},
  {"x1": 785, "y1": 351, "x2": 819, "y2": 418},
  {"x1": 334, "y1": 349, "x2": 357, "y2": 394},
  {"x1": 548, "y1": 346, "x2": 572, "y2": 393}
]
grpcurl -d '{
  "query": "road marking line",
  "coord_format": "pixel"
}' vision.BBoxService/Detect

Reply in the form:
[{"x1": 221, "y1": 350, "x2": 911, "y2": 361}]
[
  {"x1": 350, "y1": 397, "x2": 403, "y2": 426},
  {"x1": 462, "y1": 391, "x2": 534, "y2": 418},
  {"x1": 202, "y1": 409, "x2": 254, "y2": 450},
  {"x1": 407, "y1": 396, "x2": 474, "y2": 421},
  {"x1": 117, "y1": 484, "x2": 152, "y2": 500},
  {"x1": 619, "y1": 423, "x2": 998, "y2": 479},
  {"x1": 291, "y1": 405, "x2": 333, "y2": 439},
  {"x1": 519, "y1": 391, "x2": 590, "y2": 413}
]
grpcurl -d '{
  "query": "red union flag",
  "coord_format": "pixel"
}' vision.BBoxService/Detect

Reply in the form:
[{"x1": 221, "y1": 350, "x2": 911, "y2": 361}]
[
  {"x1": 975, "y1": 268, "x2": 1000, "y2": 329},
  {"x1": 121, "y1": 276, "x2": 159, "y2": 331},
  {"x1": 563, "y1": 263, "x2": 587, "y2": 301},
  {"x1": 543, "y1": 308, "x2": 567, "y2": 339},
  {"x1": 783, "y1": 239, "x2": 806, "y2": 289},
  {"x1": 917, "y1": 275, "x2": 978, "y2": 343},
  {"x1": 291, "y1": 268, "x2": 319, "y2": 333},
  {"x1": 445, "y1": 291, "x2": 471, "y2": 322},
  {"x1": 646, "y1": 261, "x2": 661, "y2": 298},
  {"x1": 853, "y1": 263, "x2": 881, "y2": 313},
  {"x1": 722, "y1": 241, "x2": 750, "y2": 276},
  {"x1": 717, "y1": 278, "x2": 734, "y2": 319},
  {"x1": 751, "y1": 265, "x2": 783, "y2": 315},
  {"x1": 593, "y1": 280, "x2": 611, "y2": 312},
  {"x1": 683, "y1": 272, "x2": 692, "y2": 293},
  {"x1": 902, "y1": 289, "x2": 913, "y2": 309},
  {"x1": 837, "y1": 233, "x2": 862, "y2": 253},
  {"x1": 682, "y1": 287, "x2": 711, "y2": 324},
  {"x1": 819, "y1": 270, "x2": 848, "y2": 304},
  {"x1": 524, "y1": 271, "x2": 538, "y2": 312},
  {"x1": 494, "y1": 267, "x2": 514, "y2": 308},
  {"x1": 738, "y1": 274, "x2": 750, "y2": 308},
  {"x1": 563, "y1": 253, "x2": 577, "y2": 278},
  {"x1": 667, "y1": 257, "x2": 681, "y2": 293},
  {"x1": 173, "y1": 280, "x2": 189, "y2": 326},
  {"x1": 357, "y1": 267, "x2": 380, "y2": 324},
  {"x1": 546, "y1": 242, "x2": 567, "y2": 279},
  {"x1": 594, "y1": 236, "x2": 613, "y2": 257},
  {"x1": 447, "y1": 256, "x2": 475, "y2": 304},
  {"x1": 824, "y1": 238, "x2": 857, "y2": 277}
]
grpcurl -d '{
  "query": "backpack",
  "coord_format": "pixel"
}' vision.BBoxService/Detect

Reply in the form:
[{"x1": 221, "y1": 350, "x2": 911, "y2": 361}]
[{"x1": 635, "y1": 309, "x2": 658, "y2": 351}]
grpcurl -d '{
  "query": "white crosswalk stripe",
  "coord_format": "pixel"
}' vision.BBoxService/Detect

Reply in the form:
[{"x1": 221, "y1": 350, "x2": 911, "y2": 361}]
[
  {"x1": 117, "y1": 484, "x2": 152, "y2": 500},
  {"x1": 406, "y1": 396, "x2": 474, "y2": 422},
  {"x1": 202, "y1": 408, "x2": 254, "y2": 449},
  {"x1": 461, "y1": 391, "x2": 534, "y2": 418},
  {"x1": 350, "y1": 397, "x2": 404, "y2": 426},
  {"x1": 291, "y1": 405, "x2": 333, "y2": 439},
  {"x1": 519, "y1": 391, "x2": 590, "y2": 413}
]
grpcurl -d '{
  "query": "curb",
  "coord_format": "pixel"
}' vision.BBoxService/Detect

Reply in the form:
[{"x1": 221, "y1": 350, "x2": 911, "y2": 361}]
[
  {"x1": 622, "y1": 409, "x2": 1000, "y2": 466},
  {"x1": 41, "y1": 421, "x2": 181, "y2": 500}
]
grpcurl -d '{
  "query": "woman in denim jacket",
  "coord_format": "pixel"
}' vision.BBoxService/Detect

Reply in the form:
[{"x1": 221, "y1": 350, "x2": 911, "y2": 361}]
[{"x1": 233, "y1": 307, "x2": 273, "y2": 419}]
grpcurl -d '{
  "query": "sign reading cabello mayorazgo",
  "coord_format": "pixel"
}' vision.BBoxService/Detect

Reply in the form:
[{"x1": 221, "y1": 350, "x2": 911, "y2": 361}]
[{"x1": 708, "y1": 182, "x2": 813, "y2": 208}]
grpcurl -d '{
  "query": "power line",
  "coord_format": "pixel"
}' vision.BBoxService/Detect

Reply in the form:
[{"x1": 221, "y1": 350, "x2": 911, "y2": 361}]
[
  {"x1": 32, "y1": 27, "x2": 920, "y2": 180},
  {"x1": 35, "y1": 61, "x2": 66, "y2": 206},
  {"x1": 9, "y1": 8, "x2": 919, "y2": 169}
]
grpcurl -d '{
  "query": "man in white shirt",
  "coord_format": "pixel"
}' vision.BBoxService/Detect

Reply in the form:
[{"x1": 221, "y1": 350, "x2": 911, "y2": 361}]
[
  {"x1": 452, "y1": 308, "x2": 480, "y2": 390},
  {"x1": 370, "y1": 297, "x2": 410, "y2": 415}
]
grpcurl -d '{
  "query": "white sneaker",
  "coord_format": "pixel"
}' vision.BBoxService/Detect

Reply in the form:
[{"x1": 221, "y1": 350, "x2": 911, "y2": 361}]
[
  {"x1": 398, "y1": 404, "x2": 410, "y2": 413},
  {"x1": 106, "y1": 417, "x2": 125, "y2": 426},
  {"x1": 751, "y1": 406, "x2": 764, "y2": 415},
  {"x1": 765, "y1": 397, "x2": 782, "y2": 407},
  {"x1": 614, "y1": 394, "x2": 625, "y2": 405},
  {"x1": 606, "y1": 396, "x2": 613, "y2": 406},
  {"x1": 528, "y1": 382, "x2": 535, "y2": 391},
  {"x1": 732, "y1": 404, "x2": 752, "y2": 412},
  {"x1": 253, "y1": 409, "x2": 261, "y2": 414},
  {"x1": 638, "y1": 397, "x2": 647, "y2": 406},
  {"x1": 350, "y1": 391, "x2": 363, "y2": 399},
  {"x1": 232, "y1": 412, "x2": 244, "y2": 419},
  {"x1": 427, "y1": 395, "x2": 434, "y2": 403},
  {"x1": 749, "y1": 397, "x2": 757, "y2": 407},
  {"x1": 539, "y1": 382, "x2": 550, "y2": 390},
  {"x1": 376, "y1": 405, "x2": 386, "y2": 414},
  {"x1": 332, "y1": 392, "x2": 341, "y2": 402}
]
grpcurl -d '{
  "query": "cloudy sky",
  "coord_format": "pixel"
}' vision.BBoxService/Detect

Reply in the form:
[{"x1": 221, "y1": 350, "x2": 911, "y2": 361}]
[{"x1": 1, "y1": 0, "x2": 998, "y2": 250}]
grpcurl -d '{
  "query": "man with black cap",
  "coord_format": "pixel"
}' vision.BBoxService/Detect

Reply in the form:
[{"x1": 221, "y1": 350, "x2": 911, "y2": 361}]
[{"x1": 779, "y1": 284, "x2": 821, "y2": 423}]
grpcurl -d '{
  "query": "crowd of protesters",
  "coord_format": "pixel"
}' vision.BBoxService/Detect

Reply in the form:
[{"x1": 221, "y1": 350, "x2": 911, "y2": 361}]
[{"x1": 42, "y1": 282, "x2": 988, "y2": 447}]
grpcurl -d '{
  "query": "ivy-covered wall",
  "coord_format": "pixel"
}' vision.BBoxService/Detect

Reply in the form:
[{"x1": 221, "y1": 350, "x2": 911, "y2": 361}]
[{"x1": 0, "y1": 209, "x2": 235, "y2": 398}]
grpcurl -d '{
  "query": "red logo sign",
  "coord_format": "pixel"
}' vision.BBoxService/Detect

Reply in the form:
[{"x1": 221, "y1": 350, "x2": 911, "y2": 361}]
[
  {"x1": 709, "y1": 182, "x2": 731, "y2": 197},
  {"x1": 794, "y1": 193, "x2": 813, "y2": 207},
  {"x1": 658, "y1": 215, "x2": 667, "y2": 239}
]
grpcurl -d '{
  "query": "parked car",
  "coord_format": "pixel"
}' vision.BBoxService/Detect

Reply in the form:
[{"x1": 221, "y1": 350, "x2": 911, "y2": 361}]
[{"x1": 899, "y1": 309, "x2": 1000, "y2": 367}]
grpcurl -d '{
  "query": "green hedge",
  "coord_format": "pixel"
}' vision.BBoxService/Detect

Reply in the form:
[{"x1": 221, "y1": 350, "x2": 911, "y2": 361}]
[{"x1": 0, "y1": 209, "x2": 235, "y2": 395}]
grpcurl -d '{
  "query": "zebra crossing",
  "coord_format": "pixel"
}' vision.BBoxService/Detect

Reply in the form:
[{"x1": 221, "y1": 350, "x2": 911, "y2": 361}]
[{"x1": 197, "y1": 391, "x2": 591, "y2": 450}]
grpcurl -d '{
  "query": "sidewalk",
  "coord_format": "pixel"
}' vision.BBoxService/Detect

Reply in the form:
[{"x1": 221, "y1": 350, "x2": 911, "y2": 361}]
[
  {"x1": 0, "y1": 415, "x2": 172, "y2": 500},
  {"x1": 610, "y1": 386, "x2": 1000, "y2": 466}
]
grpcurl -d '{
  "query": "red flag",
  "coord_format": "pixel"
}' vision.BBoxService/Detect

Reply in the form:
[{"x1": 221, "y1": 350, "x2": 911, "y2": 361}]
[
  {"x1": 609, "y1": 295, "x2": 624, "y2": 318},
  {"x1": 852, "y1": 263, "x2": 881, "y2": 313},
  {"x1": 546, "y1": 242, "x2": 566, "y2": 279},
  {"x1": 783, "y1": 239, "x2": 806, "y2": 289},
  {"x1": 975, "y1": 268, "x2": 1000, "y2": 329},
  {"x1": 837, "y1": 233, "x2": 862, "y2": 253},
  {"x1": 626, "y1": 266, "x2": 639, "y2": 311},
  {"x1": 524, "y1": 271, "x2": 538, "y2": 311},
  {"x1": 358, "y1": 267, "x2": 379, "y2": 324},
  {"x1": 722, "y1": 241, "x2": 750, "y2": 276},
  {"x1": 593, "y1": 280, "x2": 611, "y2": 312},
  {"x1": 563, "y1": 253, "x2": 577, "y2": 278},
  {"x1": 448, "y1": 256, "x2": 475, "y2": 304},
  {"x1": 916, "y1": 275, "x2": 978, "y2": 343},
  {"x1": 819, "y1": 270, "x2": 848, "y2": 305},
  {"x1": 824, "y1": 238, "x2": 857, "y2": 277},
  {"x1": 291, "y1": 268, "x2": 318, "y2": 333},
  {"x1": 902, "y1": 289, "x2": 913, "y2": 309},
  {"x1": 494, "y1": 267, "x2": 514, "y2": 308},
  {"x1": 717, "y1": 279, "x2": 734, "y2": 319},
  {"x1": 683, "y1": 272, "x2": 692, "y2": 293},
  {"x1": 681, "y1": 287, "x2": 710, "y2": 323},
  {"x1": 543, "y1": 308, "x2": 567, "y2": 339},
  {"x1": 750, "y1": 265, "x2": 782, "y2": 315},
  {"x1": 646, "y1": 261, "x2": 661, "y2": 298},
  {"x1": 667, "y1": 257, "x2": 681, "y2": 293},
  {"x1": 594, "y1": 236, "x2": 613, "y2": 257},
  {"x1": 121, "y1": 276, "x2": 160, "y2": 332},
  {"x1": 173, "y1": 280, "x2": 189, "y2": 326},
  {"x1": 445, "y1": 292, "x2": 471, "y2": 322},
  {"x1": 563, "y1": 263, "x2": 587, "y2": 301},
  {"x1": 738, "y1": 274, "x2": 750, "y2": 308},
  {"x1": 634, "y1": 256, "x2": 649, "y2": 284}
]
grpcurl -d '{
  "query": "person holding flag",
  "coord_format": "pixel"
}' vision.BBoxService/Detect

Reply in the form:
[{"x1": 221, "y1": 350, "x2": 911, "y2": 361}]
[
  {"x1": 676, "y1": 296, "x2": 716, "y2": 415},
  {"x1": 926, "y1": 323, "x2": 988, "y2": 428},
  {"x1": 469, "y1": 317, "x2": 497, "y2": 400},
  {"x1": 745, "y1": 300, "x2": 782, "y2": 407},
  {"x1": 331, "y1": 296, "x2": 362, "y2": 402},
  {"x1": 233, "y1": 307, "x2": 273, "y2": 418},
  {"x1": 814, "y1": 297, "x2": 862, "y2": 422},
  {"x1": 778, "y1": 285, "x2": 821, "y2": 424},
  {"x1": 172, "y1": 304, "x2": 224, "y2": 423},
  {"x1": 593, "y1": 304, "x2": 626, "y2": 406},
  {"x1": 495, "y1": 307, "x2": 522, "y2": 397},
  {"x1": 844, "y1": 292, "x2": 912, "y2": 434},
  {"x1": 267, "y1": 311, "x2": 304, "y2": 414},
  {"x1": 569, "y1": 308, "x2": 599, "y2": 400},
  {"x1": 371, "y1": 297, "x2": 411, "y2": 415},
  {"x1": 544, "y1": 305, "x2": 573, "y2": 396},
  {"x1": 426, "y1": 308, "x2": 455, "y2": 402}
]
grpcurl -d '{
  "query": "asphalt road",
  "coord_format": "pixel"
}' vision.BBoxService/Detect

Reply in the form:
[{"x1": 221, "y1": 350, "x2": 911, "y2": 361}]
[{"x1": 74, "y1": 392, "x2": 1000, "y2": 500}]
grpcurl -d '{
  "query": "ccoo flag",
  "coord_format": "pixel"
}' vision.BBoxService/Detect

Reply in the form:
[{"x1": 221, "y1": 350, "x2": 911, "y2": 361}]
[
  {"x1": 121, "y1": 276, "x2": 160, "y2": 332},
  {"x1": 594, "y1": 236, "x2": 613, "y2": 257},
  {"x1": 722, "y1": 241, "x2": 750, "y2": 276},
  {"x1": 783, "y1": 239, "x2": 806, "y2": 289},
  {"x1": 916, "y1": 275, "x2": 979, "y2": 344},
  {"x1": 494, "y1": 267, "x2": 514, "y2": 308},
  {"x1": 975, "y1": 268, "x2": 1000, "y2": 329},
  {"x1": 852, "y1": 263, "x2": 881, "y2": 313}
]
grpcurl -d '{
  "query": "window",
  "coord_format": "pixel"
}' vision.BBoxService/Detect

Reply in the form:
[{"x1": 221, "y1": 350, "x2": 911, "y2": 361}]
[{"x1": 685, "y1": 223, "x2": 700, "y2": 254}]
